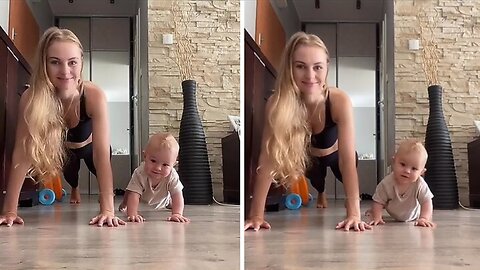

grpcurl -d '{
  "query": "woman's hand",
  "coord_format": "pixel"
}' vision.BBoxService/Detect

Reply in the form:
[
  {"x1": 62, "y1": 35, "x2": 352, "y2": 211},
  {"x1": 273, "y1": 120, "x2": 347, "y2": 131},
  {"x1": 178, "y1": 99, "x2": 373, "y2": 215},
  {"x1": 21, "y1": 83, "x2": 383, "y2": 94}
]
[
  {"x1": 336, "y1": 215, "x2": 372, "y2": 231},
  {"x1": 244, "y1": 216, "x2": 271, "y2": 231},
  {"x1": 0, "y1": 212, "x2": 24, "y2": 227},
  {"x1": 89, "y1": 211, "x2": 126, "y2": 227}
]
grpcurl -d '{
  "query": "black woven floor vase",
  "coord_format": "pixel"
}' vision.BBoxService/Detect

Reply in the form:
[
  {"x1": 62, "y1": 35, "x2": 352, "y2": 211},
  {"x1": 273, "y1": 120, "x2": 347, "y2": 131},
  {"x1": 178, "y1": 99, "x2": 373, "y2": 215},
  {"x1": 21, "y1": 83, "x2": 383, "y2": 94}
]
[
  {"x1": 424, "y1": 85, "x2": 458, "y2": 209},
  {"x1": 178, "y1": 80, "x2": 213, "y2": 204}
]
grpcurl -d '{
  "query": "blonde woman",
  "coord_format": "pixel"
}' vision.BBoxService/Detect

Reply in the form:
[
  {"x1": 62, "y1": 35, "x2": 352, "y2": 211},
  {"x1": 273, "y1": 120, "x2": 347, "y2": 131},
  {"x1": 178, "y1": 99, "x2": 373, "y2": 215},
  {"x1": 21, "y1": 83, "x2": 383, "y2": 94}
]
[
  {"x1": 0, "y1": 27, "x2": 125, "y2": 227},
  {"x1": 244, "y1": 32, "x2": 371, "y2": 232}
]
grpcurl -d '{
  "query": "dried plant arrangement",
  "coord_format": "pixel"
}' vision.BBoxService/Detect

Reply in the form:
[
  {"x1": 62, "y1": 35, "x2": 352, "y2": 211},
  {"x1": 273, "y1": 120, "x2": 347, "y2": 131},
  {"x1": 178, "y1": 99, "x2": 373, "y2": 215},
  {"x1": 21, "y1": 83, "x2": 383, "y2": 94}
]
[
  {"x1": 171, "y1": 1, "x2": 195, "y2": 81},
  {"x1": 417, "y1": 8, "x2": 442, "y2": 86}
]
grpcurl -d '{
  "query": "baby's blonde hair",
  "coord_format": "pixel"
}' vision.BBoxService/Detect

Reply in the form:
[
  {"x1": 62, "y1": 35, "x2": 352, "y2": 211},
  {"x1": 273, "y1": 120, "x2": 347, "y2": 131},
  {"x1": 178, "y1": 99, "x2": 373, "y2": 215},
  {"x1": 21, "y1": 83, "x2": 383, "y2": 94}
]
[
  {"x1": 146, "y1": 133, "x2": 179, "y2": 157},
  {"x1": 396, "y1": 139, "x2": 428, "y2": 165}
]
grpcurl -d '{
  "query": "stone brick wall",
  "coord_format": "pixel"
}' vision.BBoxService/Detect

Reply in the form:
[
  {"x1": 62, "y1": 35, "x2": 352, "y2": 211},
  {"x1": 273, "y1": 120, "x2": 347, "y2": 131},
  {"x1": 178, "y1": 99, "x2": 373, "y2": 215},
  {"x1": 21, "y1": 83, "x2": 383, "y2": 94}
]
[
  {"x1": 148, "y1": 0, "x2": 240, "y2": 200},
  {"x1": 395, "y1": 0, "x2": 480, "y2": 204}
]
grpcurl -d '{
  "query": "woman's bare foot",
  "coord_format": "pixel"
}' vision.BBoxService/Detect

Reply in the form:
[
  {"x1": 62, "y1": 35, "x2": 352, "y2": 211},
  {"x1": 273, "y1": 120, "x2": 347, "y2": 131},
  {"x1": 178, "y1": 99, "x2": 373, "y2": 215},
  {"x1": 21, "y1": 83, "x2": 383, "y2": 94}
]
[
  {"x1": 70, "y1": 188, "x2": 81, "y2": 204},
  {"x1": 316, "y1": 192, "x2": 328, "y2": 208}
]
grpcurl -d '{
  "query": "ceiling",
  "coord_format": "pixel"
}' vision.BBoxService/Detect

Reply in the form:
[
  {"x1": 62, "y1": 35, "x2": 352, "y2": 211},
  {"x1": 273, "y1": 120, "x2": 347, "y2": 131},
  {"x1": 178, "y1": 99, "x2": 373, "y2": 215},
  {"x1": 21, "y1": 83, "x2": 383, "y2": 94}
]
[
  {"x1": 284, "y1": 0, "x2": 385, "y2": 22},
  {"x1": 46, "y1": 0, "x2": 137, "y2": 16}
]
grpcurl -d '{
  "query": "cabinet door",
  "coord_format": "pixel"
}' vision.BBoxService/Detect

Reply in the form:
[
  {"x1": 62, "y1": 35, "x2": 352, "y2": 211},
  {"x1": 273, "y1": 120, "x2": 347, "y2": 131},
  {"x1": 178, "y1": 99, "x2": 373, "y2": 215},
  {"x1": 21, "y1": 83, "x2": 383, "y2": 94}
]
[
  {"x1": 245, "y1": 31, "x2": 282, "y2": 215},
  {"x1": 5, "y1": 50, "x2": 32, "y2": 199},
  {"x1": 8, "y1": 0, "x2": 39, "y2": 66},
  {"x1": 0, "y1": 40, "x2": 7, "y2": 198}
]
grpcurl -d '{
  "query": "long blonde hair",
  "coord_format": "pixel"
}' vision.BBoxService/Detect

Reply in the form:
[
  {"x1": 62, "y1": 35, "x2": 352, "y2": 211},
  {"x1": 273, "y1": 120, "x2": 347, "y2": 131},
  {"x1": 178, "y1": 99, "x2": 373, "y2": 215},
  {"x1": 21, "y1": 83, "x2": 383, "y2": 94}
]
[
  {"x1": 24, "y1": 27, "x2": 84, "y2": 179},
  {"x1": 265, "y1": 32, "x2": 330, "y2": 187}
]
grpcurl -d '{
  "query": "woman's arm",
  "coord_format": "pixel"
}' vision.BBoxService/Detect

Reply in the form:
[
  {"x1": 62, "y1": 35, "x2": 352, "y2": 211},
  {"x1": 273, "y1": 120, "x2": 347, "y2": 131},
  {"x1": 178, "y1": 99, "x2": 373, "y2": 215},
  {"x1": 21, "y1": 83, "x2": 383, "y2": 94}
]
[
  {"x1": 330, "y1": 88, "x2": 370, "y2": 231},
  {"x1": 0, "y1": 90, "x2": 32, "y2": 226},
  {"x1": 244, "y1": 98, "x2": 275, "y2": 231},
  {"x1": 84, "y1": 82, "x2": 125, "y2": 226}
]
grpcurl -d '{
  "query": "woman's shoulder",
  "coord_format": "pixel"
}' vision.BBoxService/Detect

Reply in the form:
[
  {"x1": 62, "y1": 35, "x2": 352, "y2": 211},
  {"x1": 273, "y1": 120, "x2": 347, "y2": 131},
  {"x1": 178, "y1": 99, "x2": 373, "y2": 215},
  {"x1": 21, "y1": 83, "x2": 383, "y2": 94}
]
[
  {"x1": 328, "y1": 87, "x2": 351, "y2": 103},
  {"x1": 83, "y1": 81, "x2": 107, "y2": 102},
  {"x1": 327, "y1": 87, "x2": 353, "y2": 118},
  {"x1": 83, "y1": 81, "x2": 103, "y2": 93}
]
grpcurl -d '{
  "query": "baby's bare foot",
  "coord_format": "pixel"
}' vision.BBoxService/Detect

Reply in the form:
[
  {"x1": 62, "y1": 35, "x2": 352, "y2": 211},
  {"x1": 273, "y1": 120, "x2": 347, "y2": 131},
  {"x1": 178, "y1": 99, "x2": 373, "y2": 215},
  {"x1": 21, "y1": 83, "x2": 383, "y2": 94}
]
[
  {"x1": 118, "y1": 203, "x2": 127, "y2": 213},
  {"x1": 316, "y1": 192, "x2": 328, "y2": 208},
  {"x1": 70, "y1": 188, "x2": 81, "y2": 204}
]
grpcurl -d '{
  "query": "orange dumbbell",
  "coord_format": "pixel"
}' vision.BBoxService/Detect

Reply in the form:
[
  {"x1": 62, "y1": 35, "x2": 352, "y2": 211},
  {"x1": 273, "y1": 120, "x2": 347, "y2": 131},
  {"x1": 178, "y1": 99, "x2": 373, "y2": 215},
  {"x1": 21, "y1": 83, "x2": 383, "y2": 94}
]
[
  {"x1": 39, "y1": 175, "x2": 66, "y2": 205},
  {"x1": 285, "y1": 175, "x2": 313, "y2": 210}
]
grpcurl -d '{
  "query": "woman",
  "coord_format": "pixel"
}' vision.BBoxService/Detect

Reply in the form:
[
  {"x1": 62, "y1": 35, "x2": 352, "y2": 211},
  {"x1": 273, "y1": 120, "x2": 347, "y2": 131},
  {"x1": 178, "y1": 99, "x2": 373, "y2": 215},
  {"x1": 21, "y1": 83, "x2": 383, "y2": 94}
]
[
  {"x1": 244, "y1": 32, "x2": 371, "y2": 232},
  {"x1": 0, "y1": 27, "x2": 125, "y2": 227}
]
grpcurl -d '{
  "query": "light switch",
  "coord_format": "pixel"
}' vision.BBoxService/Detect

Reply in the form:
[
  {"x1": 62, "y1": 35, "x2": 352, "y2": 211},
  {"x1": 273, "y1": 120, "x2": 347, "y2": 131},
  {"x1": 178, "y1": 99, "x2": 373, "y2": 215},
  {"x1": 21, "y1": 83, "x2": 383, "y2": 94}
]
[
  {"x1": 408, "y1": 39, "x2": 420, "y2": 50},
  {"x1": 163, "y1": 33, "x2": 173, "y2": 45}
]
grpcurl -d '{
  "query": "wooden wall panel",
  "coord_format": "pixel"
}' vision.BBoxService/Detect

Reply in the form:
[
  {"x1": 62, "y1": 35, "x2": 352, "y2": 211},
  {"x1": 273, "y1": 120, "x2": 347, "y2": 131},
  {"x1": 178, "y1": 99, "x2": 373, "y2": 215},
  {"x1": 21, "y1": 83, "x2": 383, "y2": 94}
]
[
  {"x1": 255, "y1": 0, "x2": 286, "y2": 71},
  {"x1": 9, "y1": 0, "x2": 39, "y2": 66}
]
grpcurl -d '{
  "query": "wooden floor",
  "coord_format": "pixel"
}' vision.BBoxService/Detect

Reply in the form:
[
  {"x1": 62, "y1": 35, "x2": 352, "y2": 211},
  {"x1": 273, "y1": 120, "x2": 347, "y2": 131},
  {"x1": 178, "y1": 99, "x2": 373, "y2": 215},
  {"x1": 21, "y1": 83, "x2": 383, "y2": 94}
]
[
  {"x1": 245, "y1": 199, "x2": 480, "y2": 270},
  {"x1": 0, "y1": 195, "x2": 240, "y2": 270}
]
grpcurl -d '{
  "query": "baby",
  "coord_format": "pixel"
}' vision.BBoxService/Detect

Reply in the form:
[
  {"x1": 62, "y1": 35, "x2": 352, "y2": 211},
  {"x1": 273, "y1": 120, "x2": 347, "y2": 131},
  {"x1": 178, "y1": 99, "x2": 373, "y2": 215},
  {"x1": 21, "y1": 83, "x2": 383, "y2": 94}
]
[
  {"x1": 119, "y1": 132, "x2": 189, "y2": 223},
  {"x1": 366, "y1": 139, "x2": 435, "y2": 227}
]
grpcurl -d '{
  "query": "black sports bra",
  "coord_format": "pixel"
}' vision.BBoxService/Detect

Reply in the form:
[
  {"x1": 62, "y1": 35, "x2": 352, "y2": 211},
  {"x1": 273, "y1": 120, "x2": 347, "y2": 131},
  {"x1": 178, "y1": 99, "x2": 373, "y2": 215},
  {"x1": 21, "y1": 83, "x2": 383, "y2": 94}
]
[
  {"x1": 311, "y1": 91, "x2": 338, "y2": 149},
  {"x1": 66, "y1": 89, "x2": 92, "y2": 143}
]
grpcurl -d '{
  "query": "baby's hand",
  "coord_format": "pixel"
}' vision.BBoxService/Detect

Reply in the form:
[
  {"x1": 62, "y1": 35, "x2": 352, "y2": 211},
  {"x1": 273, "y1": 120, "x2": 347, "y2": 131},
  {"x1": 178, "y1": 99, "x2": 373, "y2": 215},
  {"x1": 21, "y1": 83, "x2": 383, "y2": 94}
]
[
  {"x1": 368, "y1": 216, "x2": 385, "y2": 226},
  {"x1": 365, "y1": 209, "x2": 385, "y2": 226},
  {"x1": 167, "y1": 213, "x2": 190, "y2": 223},
  {"x1": 127, "y1": 214, "x2": 145, "y2": 223},
  {"x1": 415, "y1": 218, "x2": 435, "y2": 228}
]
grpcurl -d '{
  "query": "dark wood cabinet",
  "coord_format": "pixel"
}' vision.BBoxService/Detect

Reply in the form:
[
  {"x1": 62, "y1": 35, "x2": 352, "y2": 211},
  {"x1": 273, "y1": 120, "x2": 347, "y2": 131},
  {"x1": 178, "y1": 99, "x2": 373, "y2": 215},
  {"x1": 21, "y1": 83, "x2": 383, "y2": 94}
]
[
  {"x1": 244, "y1": 30, "x2": 285, "y2": 216},
  {"x1": 0, "y1": 28, "x2": 33, "y2": 210},
  {"x1": 222, "y1": 132, "x2": 240, "y2": 204},
  {"x1": 468, "y1": 138, "x2": 480, "y2": 207}
]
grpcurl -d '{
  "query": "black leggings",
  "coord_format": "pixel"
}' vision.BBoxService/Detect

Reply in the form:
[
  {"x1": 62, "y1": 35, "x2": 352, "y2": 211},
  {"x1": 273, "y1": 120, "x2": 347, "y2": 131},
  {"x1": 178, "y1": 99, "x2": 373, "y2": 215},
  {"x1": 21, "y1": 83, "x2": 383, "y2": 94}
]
[
  {"x1": 306, "y1": 151, "x2": 358, "y2": 193},
  {"x1": 63, "y1": 143, "x2": 112, "y2": 188}
]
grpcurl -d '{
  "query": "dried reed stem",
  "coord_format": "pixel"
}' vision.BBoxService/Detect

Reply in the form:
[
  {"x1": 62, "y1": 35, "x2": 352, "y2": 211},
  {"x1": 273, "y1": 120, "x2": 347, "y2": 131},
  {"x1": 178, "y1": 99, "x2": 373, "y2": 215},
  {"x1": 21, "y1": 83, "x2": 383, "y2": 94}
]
[
  {"x1": 417, "y1": 9, "x2": 441, "y2": 86},
  {"x1": 171, "y1": 1, "x2": 194, "y2": 81}
]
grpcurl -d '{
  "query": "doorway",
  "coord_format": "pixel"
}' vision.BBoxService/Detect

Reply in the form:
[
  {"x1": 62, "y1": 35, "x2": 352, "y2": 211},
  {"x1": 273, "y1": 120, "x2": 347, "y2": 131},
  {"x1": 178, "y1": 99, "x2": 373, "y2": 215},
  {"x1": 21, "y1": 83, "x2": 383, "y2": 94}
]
[
  {"x1": 56, "y1": 17, "x2": 133, "y2": 194},
  {"x1": 304, "y1": 22, "x2": 379, "y2": 198}
]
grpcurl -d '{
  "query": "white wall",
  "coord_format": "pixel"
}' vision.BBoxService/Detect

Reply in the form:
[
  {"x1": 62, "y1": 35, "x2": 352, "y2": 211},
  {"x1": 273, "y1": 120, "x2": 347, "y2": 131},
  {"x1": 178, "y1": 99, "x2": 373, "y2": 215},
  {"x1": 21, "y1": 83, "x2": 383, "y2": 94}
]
[
  {"x1": 353, "y1": 107, "x2": 376, "y2": 158},
  {"x1": 91, "y1": 51, "x2": 130, "y2": 153},
  {"x1": 243, "y1": 0, "x2": 256, "y2": 38},
  {"x1": 107, "y1": 102, "x2": 130, "y2": 154},
  {"x1": 326, "y1": 56, "x2": 377, "y2": 158},
  {"x1": 0, "y1": 0, "x2": 9, "y2": 34},
  {"x1": 338, "y1": 57, "x2": 376, "y2": 108}
]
